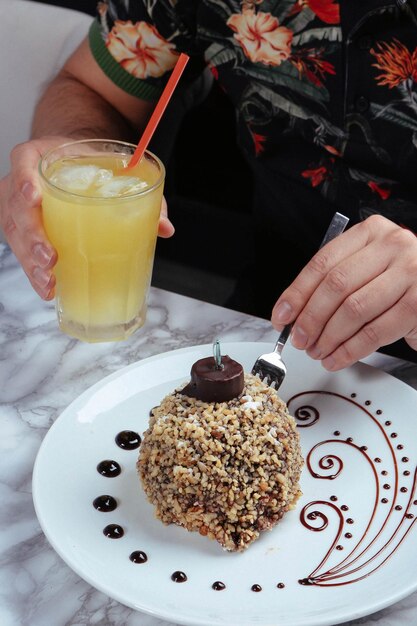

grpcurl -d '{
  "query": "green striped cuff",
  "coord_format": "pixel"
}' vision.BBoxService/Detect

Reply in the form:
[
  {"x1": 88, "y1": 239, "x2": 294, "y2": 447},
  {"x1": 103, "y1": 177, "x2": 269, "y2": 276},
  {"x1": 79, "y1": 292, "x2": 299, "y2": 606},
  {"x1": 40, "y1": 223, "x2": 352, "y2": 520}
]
[{"x1": 89, "y1": 20, "x2": 163, "y2": 101}]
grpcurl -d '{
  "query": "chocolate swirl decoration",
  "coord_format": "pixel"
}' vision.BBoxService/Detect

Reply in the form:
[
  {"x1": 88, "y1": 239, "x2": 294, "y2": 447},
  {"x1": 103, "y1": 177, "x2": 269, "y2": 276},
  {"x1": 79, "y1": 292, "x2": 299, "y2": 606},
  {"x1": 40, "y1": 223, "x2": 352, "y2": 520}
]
[
  {"x1": 299, "y1": 501, "x2": 344, "y2": 585},
  {"x1": 293, "y1": 405, "x2": 320, "y2": 428},
  {"x1": 306, "y1": 444, "x2": 343, "y2": 480},
  {"x1": 290, "y1": 390, "x2": 417, "y2": 586},
  {"x1": 300, "y1": 502, "x2": 339, "y2": 532}
]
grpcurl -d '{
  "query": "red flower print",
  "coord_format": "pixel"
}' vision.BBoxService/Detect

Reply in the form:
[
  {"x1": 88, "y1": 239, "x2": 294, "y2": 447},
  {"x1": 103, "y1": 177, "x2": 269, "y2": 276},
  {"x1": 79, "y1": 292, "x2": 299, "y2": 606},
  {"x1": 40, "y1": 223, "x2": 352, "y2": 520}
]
[
  {"x1": 290, "y1": 48, "x2": 336, "y2": 87},
  {"x1": 302, "y1": 165, "x2": 328, "y2": 187},
  {"x1": 252, "y1": 131, "x2": 267, "y2": 155},
  {"x1": 367, "y1": 181, "x2": 391, "y2": 200},
  {"x1": 370, "y1": 39, "x2": 417, "y2": 89},
  {"x1": 209, "y1": 65, "x2": 219, "y2": 80},
  {"x1": 308, "y1": 0, "x2": 340, "y2": 24},
  {"x1": 290, "y1": 0, "x2": 340, "y2": 25},
  {"x1": 227, "y1": 10, "x2": 293, "y2": 66},
  {"x1": 324, "y1": 144, "x2": 342, "y2": 156},
  {"x1": 106, "y1": 20, "x2": 178, "y2": 79}
]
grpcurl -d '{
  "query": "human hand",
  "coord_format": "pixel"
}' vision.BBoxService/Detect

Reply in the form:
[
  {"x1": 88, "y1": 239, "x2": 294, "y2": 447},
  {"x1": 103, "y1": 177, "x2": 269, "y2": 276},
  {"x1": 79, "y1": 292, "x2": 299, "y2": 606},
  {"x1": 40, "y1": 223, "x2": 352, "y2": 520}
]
[
  {"x1": 0, "y1": 138, "x2": 174, "y2": 300},
  {"x1": 0, "y1": 137, "x2": 63, "y2": 300},
  {"x1": 158, "y1": 195, "x2": 175, "y2": 238},
  {"x1": 271, "y1": 215, "x2": 417, "y2": 370}
]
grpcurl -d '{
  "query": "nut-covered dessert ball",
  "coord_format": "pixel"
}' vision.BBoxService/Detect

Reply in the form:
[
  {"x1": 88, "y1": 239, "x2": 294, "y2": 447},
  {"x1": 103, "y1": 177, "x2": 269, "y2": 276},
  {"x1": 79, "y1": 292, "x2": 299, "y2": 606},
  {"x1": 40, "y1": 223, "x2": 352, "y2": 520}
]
[{"x1": 138, "y1": 373, "x2": 303, "y2": 552}]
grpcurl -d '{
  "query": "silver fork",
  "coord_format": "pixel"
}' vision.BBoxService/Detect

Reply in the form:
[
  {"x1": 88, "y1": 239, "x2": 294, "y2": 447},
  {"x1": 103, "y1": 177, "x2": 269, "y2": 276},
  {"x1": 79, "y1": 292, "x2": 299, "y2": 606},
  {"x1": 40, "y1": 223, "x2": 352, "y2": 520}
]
[{"x1": 252, "y1": 211, "x2": 350, "y2": 390}]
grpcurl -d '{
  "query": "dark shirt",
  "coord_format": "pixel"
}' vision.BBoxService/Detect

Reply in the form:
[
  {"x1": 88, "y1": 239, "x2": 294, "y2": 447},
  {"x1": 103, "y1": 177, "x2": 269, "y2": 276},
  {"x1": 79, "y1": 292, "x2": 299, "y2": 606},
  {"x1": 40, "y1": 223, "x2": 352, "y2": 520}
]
[{"x1": 90, "y1": 0, "x2": 417, "y2": 329}]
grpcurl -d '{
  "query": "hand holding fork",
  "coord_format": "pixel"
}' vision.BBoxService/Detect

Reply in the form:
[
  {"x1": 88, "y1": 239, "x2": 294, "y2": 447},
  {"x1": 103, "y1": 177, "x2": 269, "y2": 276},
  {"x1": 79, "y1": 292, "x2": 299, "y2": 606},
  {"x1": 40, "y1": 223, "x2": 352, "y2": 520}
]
[{"x1": 252, "y1": 212, "x2": 349, "y2": 390}]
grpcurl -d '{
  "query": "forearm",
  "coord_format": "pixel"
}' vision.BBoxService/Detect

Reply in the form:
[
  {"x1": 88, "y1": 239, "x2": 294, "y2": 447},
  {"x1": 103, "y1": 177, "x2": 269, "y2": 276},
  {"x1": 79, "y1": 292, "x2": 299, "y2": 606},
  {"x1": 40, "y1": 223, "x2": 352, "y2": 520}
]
[{"x1": 31, "y1": 70, "x2": 136, "y2": 142}]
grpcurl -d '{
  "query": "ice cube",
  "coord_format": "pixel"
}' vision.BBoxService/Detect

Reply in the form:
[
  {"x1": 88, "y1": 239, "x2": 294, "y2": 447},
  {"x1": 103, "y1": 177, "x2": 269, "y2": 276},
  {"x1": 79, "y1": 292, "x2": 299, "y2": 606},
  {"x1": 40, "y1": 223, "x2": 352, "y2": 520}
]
[
  {"x1": 95, "y1": 176, "x2": 148, "y2": 197},
  {"x1": 95, "y1": 168, "x2": 114, "y2": 184},
  {"x1": 50, "y1": 165, "x2": 101, "y2": 191}
]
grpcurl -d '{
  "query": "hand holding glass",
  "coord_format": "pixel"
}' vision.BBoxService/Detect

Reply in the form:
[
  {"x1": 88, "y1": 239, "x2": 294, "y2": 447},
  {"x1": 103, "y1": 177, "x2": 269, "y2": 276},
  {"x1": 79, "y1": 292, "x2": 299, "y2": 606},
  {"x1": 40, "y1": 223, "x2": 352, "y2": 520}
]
[{"x1": 40, "y1": 139, "x2": 165, "y2": 342}]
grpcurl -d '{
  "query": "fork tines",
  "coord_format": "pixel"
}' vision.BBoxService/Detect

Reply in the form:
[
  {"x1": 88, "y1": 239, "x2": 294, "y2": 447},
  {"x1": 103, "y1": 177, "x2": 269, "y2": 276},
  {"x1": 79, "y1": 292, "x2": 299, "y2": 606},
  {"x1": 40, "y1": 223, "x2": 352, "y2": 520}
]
[{"x1": 252, "y1": 360, "x2": 286, "y2": 389}]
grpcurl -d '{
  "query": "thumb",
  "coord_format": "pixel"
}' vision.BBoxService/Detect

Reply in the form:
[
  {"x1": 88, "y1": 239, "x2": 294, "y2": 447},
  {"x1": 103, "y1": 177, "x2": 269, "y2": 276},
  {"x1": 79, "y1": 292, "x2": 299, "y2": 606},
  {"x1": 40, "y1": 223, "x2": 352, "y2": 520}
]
[{"x1": 158, "y1": 196, "x2": 175, "y2": 238}]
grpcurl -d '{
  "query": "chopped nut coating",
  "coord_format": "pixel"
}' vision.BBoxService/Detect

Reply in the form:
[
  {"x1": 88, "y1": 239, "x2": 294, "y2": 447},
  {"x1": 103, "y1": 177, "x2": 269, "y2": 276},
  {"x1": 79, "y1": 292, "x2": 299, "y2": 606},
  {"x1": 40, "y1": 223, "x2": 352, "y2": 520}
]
[{"x1": 138, "y1": 374, "x2": 303, "y2": 552}]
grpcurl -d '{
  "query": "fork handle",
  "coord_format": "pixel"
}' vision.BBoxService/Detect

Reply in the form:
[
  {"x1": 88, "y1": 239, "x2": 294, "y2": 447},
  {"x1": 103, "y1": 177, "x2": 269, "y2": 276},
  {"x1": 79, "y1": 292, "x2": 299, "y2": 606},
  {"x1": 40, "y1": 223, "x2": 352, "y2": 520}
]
[
  {"x1": 272, "y1": 211, "x2": 349, "y2": 357},
  {"x1": 274, "y1": 324, "x2": 291, "y2": 355}
]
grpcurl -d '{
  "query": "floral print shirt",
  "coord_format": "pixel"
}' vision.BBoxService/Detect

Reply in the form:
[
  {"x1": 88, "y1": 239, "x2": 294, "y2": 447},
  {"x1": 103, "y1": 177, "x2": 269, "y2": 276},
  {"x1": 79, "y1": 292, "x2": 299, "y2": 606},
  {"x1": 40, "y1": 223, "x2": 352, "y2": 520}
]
[{"x1": 89, "y1": 0, "x2": 417, "y2": 235}]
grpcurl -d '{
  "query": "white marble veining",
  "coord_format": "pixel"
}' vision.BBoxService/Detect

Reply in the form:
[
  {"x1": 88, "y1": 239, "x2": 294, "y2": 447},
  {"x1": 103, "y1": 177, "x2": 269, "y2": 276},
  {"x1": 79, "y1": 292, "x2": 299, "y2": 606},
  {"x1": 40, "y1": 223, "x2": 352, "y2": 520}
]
[{"x1": 1, "y1": 241, "x2": 417, "y2": 626}]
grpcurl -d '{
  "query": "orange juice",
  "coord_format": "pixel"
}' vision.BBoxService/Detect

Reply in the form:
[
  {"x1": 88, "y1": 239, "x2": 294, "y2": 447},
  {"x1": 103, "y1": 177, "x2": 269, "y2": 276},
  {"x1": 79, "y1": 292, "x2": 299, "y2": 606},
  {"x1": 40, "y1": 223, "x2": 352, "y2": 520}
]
[{"x1": 40, "y1": 141, "x2": 165, "y2": 342}]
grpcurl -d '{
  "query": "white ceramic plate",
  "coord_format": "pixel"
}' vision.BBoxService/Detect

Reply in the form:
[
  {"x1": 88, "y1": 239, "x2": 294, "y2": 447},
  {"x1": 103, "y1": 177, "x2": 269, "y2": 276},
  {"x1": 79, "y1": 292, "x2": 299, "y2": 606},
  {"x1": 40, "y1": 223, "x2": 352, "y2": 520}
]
[{"x1": 32, "y1": 342, "x2": 417, "y2": 626}]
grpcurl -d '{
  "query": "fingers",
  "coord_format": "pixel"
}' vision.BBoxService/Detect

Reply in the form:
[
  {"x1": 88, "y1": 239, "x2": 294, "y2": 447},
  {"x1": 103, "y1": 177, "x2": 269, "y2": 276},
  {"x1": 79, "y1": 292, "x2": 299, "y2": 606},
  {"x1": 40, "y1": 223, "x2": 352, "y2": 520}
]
[
  {"x1": 290, "y1": 239, "x2": 394, "y2": 351},
  {"x1": 157, "y1": 196, "x2": 174, "y2": 238},
  {"x1": 0, "y1": 141, "x2": 57, "y2": 299},
  {"x1": 270, "y1": 215, "x2": 417, "y2": 369},
  {"x1": 158, "y1": 216, "x2": 175, "y2": 238},
  {"x1": 271, "y1": 219, "x2": 372, "y2": 329},
  {"x1": 321, "y1": 289, "x2": 417, "y2": 370},
  {"x1": 307, "y1": 267, "x2": 408, "y2": 361}
]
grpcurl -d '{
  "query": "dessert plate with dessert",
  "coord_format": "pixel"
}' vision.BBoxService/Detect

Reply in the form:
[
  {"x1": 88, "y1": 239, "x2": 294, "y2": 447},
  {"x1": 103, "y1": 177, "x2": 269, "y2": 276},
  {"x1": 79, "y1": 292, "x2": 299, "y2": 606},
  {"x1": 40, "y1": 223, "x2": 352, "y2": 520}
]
[{"x1": 32, "y1": 342, "x2": 417, "y2": 626}]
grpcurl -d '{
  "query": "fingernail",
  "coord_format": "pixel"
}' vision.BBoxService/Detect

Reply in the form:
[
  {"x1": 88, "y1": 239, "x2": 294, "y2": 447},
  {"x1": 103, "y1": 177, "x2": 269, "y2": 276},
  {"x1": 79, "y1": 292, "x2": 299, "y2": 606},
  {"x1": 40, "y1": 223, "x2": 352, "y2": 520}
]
[
  {"x1": 33, "y1": 243, "x2": 52, "y2": 268},
  {"x1": 307, "y1": 344, "x2": 322, "y2": 359},
  {"x1": 32, "y1": 266, "x2": 51, "y2": 289},
  {"x1": 21, "y1": 182, "x2": 39, "y2": 203},
  {"x1": 272, "y1": 301, "x2": 292, "y2": 324},
  {"x1": 162, "y1": 217, "x2": 175, "y2": 234},
  {"x1": 322, "y1": 355, "x2": 336, "y2": 370},
  {"x1": 291, "y1": 326, "x2": 308, "y2": 349}
]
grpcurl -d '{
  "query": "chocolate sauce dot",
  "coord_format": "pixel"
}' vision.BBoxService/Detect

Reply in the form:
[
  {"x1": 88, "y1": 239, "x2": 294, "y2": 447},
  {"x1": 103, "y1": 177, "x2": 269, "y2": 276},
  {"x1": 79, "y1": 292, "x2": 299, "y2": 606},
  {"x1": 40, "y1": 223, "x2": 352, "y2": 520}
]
[
  {"x1": 346, "y1": 437, "x2": 353, "y2": 443},
  {"x1": 171, "y1": 571, "x2": 187, "y2": 583},
  {"x1": 345, "y1": 532, "x2": 353, "y2": 539},
  {"x1": 251, "y1": 584, "x2": 262, "y2": 592},
  {"x1": 402, "y1": 457, "x2": 409, "y2": 463},
  {"x1": 406, "y1": 513, "x2": 414, "y2": 519},
  {"x1": 381, "y1": 470, "x2": 388, "y2": 476},
  {"x1": 277, "y1": 582, "x2": 285, "y2": 589},
  {"x1": 130, "y1": 550, "x2": 147, "y2": 563},
  {"x1": 365, "y1": 400, "x2": 371, "y2": 405},
  {"x1": 212, "y1": 581, "x2": 226, "y2": 591},
  {"x1": 346, "y1": 518, "x2": 354, "y2": 524},
  {"x1": 383, "y1": 484, "x2": 391, "y2": 490},
  {"x1": 397, "y1": 444, "x2": 404, "y2": 450},
  {"x1": 374, "y1": 458, "x2": 381, "y2": 463},
  {"x1": 299, "y1": 578, "x2": 314, "y2": 586},
  {"x1": 350, "y1": 393, "x2": 357, "y2": 398},
  {"x1": 404, "y1": 471, "x2": 411, "y2": 476},
  {"x1": 97, "y1": 460, "x2": 121, "y2": 477},
  {"x1": 401, "y1": 487, "x2": 408, "y2": 493},
  {"x1": 384, "y1": 420, "x2": 391, "y2": 425},
  {"x1": 333, "y1": 430, "x2": 341, "y2": 436},
  {"x1": 395, "y1": 505, "x2": 403, "y2": 511},
  {"x1": 93, "y1": 495, "x2": 117, "y2": 512},
  {"x1": 330, "y1": 495, "x2": 338, "y2": 501},
  {"x1": 414, "y1": 500, "x2": 417, "y2": 506},
  {"x1": 336, "y1": 545, "x2": 343, "y2": 550},
  {"x1": 103, "y1": 524, "x2": 124, "y2": 538},
  {"x1": 376, "y1": 410, "x2": 382, "y2": 415},
  {"x1": 360, "y1": 446, "x2": 368, "y2": 451},
  {"x1": 381, "y1": 498, "x2": 389, "y2": 504},
  {"x1": 341, "y1": 505, "x2": 349, "y2": 511},
  {"x1": 115, "y1": 430, "x2": 141, "y2": 450},
  {"x1": 390, "y1": 433, "x2": 398, "y2": 438}
]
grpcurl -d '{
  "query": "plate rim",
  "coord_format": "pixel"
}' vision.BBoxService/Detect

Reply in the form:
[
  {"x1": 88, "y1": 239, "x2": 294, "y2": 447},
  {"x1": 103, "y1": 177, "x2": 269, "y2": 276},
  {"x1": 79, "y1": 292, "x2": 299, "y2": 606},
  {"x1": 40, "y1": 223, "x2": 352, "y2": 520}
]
[{"x1": 32, "y1": 341, "x2": 417, "y2": 626}]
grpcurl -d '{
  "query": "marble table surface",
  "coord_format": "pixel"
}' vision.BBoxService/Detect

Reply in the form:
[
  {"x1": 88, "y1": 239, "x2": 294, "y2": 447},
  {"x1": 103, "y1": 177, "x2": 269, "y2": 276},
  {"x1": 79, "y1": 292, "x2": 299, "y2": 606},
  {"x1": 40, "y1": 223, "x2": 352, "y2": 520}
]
[{"x1": 2, "y1": 241, "x2": 417, "y2": 626}]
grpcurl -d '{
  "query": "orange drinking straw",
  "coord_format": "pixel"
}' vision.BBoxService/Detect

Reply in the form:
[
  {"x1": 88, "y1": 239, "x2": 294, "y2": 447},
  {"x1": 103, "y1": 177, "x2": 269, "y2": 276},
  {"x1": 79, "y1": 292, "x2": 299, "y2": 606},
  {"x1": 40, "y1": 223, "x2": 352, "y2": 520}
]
[{"x1": 127, "y1": 53, "x2": 190, "y2": 169}]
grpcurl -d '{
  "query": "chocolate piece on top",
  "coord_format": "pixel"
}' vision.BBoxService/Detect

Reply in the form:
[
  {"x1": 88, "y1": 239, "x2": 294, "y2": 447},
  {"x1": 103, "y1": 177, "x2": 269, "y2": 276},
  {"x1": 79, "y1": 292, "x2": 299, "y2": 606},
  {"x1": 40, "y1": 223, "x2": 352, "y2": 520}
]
[{"x1": 182, "y1": 355, "x2": 244, "y2": 402}]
